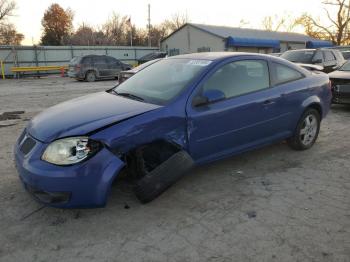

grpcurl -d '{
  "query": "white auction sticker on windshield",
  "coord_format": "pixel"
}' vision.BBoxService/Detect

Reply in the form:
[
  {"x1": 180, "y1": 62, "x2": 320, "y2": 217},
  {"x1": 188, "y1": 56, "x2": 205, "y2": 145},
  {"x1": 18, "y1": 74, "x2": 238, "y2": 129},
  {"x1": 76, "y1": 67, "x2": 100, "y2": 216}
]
[{"x1": 187, "y1": 60, "x2": 212, "y2": 66}]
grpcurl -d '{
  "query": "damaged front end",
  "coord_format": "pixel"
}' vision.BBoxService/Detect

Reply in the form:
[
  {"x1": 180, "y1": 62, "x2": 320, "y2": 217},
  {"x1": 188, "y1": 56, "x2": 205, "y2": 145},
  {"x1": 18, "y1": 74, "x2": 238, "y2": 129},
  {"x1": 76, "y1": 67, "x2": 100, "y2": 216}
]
[{"x1": 90, "y1": 107, "x2": 195, "y2": 203}]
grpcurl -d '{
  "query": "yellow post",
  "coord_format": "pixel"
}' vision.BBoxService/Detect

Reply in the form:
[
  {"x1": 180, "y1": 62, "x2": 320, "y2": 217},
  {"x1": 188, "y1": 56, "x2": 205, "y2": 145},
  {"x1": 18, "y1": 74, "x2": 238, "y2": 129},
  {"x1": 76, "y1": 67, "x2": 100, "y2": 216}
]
[{"x1": 0, "y1": 61, "x2": 5, "y2": 80}]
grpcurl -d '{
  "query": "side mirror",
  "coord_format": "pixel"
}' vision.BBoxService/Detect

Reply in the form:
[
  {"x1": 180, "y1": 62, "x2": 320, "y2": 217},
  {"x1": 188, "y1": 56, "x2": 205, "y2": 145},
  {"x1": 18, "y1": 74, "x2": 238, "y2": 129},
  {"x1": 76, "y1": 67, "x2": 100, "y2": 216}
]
[{"x1": 193, "y1": 89, "x2": 226, "y2": 107}]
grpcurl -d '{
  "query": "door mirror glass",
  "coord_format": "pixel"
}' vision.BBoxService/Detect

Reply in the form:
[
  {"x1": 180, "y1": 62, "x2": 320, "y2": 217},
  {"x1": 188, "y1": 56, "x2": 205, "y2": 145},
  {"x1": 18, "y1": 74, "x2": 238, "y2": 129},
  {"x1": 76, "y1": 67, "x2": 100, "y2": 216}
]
[{"x1": 193, "y1": 89, "x2": 226, "y2": 107}]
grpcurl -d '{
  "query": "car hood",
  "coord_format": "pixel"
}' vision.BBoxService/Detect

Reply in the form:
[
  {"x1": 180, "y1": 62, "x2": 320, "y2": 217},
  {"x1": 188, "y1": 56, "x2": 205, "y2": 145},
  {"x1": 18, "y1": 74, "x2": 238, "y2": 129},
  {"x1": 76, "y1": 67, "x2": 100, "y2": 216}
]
[
  {"x1": 296, "y1": 63, "x2": 324, "y2": 71},
  {"x1": 328, "y1": 70, "x2": 350, "y2": 80},
  {"x1": 27, "y1": 91, "x2": 161, "y2": 143}
]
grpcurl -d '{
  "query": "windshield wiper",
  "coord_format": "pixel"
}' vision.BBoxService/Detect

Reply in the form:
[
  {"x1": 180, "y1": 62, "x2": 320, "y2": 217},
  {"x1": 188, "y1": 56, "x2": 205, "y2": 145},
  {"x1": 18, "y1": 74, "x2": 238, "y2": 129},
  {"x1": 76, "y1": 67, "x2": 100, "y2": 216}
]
[
  {"x1": 116, "y1": 91, "x2": 145, "y2": 102},
  {"x1": 108, "y1": 88, "x2": 118, "y2": 94}
]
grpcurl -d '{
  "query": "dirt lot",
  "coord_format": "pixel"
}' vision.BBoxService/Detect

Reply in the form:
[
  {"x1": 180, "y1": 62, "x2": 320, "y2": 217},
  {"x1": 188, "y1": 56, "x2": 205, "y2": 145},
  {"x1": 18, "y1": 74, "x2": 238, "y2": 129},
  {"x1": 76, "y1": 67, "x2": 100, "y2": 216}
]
[{"x1": 0, "y1": 77, "x2": 349, "y2": 262}]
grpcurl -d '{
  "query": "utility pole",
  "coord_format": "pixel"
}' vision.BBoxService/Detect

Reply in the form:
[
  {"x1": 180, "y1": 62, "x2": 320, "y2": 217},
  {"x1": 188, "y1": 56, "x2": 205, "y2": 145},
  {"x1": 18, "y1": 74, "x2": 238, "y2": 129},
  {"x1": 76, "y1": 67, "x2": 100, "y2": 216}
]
[
  {"x1": 347, "y1": 0, "x2": 350, "y2": 44},
  {"x1": 148, "y1": 4, "x2": 151, "y2": 47}
]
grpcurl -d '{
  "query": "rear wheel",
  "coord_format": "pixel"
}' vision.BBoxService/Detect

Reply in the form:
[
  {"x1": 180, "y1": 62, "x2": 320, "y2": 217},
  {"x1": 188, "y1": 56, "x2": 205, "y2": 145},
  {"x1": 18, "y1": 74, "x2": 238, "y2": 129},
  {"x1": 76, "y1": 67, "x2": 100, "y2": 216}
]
[
  {"x1": 287, "y1": 108, "x2": 320, "y2": 150},
  {"x1": 85, "y1": 71, "x2": 96, "y2": 82}
]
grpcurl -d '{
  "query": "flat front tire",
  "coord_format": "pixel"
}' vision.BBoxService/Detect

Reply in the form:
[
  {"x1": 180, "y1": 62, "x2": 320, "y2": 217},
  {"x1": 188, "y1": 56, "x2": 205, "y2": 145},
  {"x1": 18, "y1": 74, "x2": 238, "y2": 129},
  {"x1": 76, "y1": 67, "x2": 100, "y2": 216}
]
[
  {"x1": 134, "y1": 151, "x2": 194, "y2": 203},
  {"x1": 287, "y1": 108, "x2": 321, "y2": 150}
]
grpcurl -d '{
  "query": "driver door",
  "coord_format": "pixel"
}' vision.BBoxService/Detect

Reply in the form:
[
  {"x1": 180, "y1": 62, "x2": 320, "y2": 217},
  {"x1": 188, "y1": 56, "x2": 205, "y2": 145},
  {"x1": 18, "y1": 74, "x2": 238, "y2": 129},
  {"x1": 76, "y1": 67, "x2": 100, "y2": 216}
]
[{"x1": 186, "y1": 59, "x2": 286, "y2": 163}]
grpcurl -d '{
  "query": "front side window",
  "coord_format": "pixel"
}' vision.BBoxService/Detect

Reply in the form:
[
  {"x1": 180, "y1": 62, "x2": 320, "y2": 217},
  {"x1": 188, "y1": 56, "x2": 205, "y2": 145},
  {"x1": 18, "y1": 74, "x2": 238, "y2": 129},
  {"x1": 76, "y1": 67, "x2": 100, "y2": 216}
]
[
  {"x1": 272, "y1": 62, "x2": 304, "y2": 86},
  {"x1": 106, "y1": 57, "x2": 119, "y2": 67},
  {"x1": 114, "y1": 58, "x2": 210, "y2": 105},
  {"x1": 202, "y1": 60, "x2": 270, "y2": 99},
  {"x1": 106, "y1": 56, "x2": 117, "y2": 64}
]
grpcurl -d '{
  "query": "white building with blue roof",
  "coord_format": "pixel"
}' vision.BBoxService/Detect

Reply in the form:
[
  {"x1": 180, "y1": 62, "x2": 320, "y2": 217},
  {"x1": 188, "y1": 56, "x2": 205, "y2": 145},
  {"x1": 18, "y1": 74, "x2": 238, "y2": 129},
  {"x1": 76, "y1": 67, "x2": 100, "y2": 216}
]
[{"x1": 160, "y1": 23, "x2": 332, "y2": 55}]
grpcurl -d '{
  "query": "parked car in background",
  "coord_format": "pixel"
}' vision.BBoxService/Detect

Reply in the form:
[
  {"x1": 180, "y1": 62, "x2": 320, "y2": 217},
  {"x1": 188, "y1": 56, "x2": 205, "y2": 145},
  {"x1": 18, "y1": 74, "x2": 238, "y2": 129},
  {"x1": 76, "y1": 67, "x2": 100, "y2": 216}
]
[
  {"x1": 268, "y1": 52, "x2": 282, "y2": 57},
  {"x1": 68, "y1": 55, "x2": 132, "y2": 82},
  {"x1": 15, "y1": 52, "x2": 331, "y2": 208},
  {"x1": 329, "y1": 60, "x2": 350, "y2": 104},
  {"x1": 138, "y1": 51, "x2": 167, "y2": 65},
  {"x1": 281, "y1": 48, "x2": 345, "y2": 73},
  {"x1": 118, "y1": 59, "x2": 161, "y2": 84}
]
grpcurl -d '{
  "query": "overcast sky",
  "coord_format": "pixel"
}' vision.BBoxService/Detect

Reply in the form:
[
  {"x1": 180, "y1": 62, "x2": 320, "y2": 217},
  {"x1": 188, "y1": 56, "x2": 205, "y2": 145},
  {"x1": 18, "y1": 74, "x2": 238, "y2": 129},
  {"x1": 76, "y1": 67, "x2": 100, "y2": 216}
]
[{"x1": 12, "y1": 0, "x2": 328, "y2": 45}]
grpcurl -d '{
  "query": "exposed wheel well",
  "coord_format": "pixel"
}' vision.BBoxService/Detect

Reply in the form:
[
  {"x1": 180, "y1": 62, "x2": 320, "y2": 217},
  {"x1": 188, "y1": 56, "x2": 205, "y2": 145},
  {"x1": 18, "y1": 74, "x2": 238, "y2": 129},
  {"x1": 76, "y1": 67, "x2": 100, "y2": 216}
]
[{"x1": 125, "y1": 140, "x2": 182, "y2": 179}]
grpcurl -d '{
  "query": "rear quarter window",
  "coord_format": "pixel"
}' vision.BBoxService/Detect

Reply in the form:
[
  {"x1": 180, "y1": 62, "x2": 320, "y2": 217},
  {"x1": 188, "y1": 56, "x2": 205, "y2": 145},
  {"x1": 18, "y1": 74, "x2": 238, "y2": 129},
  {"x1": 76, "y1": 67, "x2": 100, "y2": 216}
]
[
  {"x1": 93, "y1": 56, "x2": 107, "y2": 64},
  {"x1": 69, "y1": 57, "x2": 82, "y2": 65},
  {"x1": 272, "y1": 62, "x2": 304, "y2": 86}
]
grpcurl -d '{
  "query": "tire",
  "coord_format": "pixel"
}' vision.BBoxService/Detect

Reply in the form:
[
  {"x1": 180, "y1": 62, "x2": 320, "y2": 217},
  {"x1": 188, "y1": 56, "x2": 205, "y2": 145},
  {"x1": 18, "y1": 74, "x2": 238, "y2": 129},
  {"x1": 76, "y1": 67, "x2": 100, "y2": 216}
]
[
  {"x1": 287, "y1": 108, "x2": 321, "y2": 150},
  {"x1": 85, "y1": 71, "x2": 96, "y2": 82},
  {"x1": 134, "y1": 151, "x2": 194, "y2": 203}
]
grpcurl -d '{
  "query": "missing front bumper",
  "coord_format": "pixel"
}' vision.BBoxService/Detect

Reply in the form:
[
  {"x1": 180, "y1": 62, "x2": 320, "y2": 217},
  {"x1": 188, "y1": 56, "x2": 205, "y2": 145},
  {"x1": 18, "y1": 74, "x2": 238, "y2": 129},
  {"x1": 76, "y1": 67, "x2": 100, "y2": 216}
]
[{"x1": 24, "y1": 183, "x2": 71, "y2": 204}]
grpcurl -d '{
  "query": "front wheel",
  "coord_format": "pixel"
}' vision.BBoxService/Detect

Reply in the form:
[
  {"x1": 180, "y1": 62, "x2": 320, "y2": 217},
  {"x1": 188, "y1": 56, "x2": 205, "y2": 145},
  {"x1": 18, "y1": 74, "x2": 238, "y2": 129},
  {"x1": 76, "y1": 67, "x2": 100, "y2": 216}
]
[{"x1": 287, "y1": 108, "x2": 321, "y2": 150}]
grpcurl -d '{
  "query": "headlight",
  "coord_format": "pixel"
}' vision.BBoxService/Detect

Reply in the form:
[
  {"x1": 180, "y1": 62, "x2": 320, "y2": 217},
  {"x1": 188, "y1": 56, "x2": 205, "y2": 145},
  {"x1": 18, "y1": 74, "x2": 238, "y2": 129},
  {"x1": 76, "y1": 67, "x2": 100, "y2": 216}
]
[{"x1": 42, "y1": 137, "x2": 101, "y2": 166}]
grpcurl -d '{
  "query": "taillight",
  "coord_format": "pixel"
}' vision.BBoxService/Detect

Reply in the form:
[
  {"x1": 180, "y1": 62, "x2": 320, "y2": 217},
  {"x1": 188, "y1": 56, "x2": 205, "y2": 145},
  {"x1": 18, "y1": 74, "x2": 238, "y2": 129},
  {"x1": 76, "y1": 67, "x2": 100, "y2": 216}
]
[{"x1": 328, "y1": 80, "x2": 332, "y2": 90}]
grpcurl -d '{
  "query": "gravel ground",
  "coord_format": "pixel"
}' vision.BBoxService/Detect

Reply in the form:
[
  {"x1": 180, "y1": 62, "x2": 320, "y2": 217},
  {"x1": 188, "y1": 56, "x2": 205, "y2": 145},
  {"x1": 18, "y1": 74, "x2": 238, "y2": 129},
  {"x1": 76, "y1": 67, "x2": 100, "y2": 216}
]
[{"x1": 0, "y1": 77, "x2": 349, "y2": 262}]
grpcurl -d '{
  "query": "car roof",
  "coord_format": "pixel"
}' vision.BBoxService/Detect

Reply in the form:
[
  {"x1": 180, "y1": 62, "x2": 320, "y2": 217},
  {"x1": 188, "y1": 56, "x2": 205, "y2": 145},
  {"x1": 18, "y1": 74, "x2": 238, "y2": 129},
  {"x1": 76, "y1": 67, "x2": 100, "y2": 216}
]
[
  {"x1": 285, "y1": 48, "x2": 338, "y2": 52},
  {"x1": 284, "y1": 49, "x2": 316, "y2": 52},
  {"x1": 167, "y1": 52, "x2": 311, "y2": 74},
  {"x1": 168, "y1": 52, "x2": 273, "y2": 61},
  {"x1": 84, "y1": 55, "x2": 106, "y2": 57}
]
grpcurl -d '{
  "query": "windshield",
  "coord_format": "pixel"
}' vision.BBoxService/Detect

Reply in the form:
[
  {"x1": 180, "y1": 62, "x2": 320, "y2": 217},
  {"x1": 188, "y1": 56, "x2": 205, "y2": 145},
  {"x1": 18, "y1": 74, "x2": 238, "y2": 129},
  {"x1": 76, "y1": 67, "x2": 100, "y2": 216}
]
[
  {"x1": 130, "y1": 59, "x2": 160, "y2": 73},
  {"x1": 339, "y1": 61, "x2": 350, "y2": 71},
  {"x1": 113, "y1": 58, "x2": 211, "y2": 105},
  {"x1": 281, "y1": 50, "x2": 316, "y2": 63}
]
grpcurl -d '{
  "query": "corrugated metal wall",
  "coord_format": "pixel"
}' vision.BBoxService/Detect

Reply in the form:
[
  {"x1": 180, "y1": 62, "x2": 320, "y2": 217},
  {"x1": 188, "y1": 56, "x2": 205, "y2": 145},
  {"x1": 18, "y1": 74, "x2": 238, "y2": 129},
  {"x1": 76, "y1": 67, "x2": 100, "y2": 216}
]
[{"x1": 0, "y1": 45, "x2": 159, "y2": 76}]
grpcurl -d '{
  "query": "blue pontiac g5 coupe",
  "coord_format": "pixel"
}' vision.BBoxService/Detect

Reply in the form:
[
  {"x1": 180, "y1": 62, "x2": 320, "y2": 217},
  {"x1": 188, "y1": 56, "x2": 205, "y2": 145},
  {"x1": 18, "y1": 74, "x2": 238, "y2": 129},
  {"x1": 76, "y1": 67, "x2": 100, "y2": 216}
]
[{"x1": 14, "y1": 52, "x2": 332, "y2": 208}]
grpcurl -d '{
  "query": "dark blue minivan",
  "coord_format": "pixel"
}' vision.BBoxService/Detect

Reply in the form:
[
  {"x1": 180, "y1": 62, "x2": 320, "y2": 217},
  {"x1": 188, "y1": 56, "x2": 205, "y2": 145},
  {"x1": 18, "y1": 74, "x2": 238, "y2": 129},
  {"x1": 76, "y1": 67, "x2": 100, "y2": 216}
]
[{"x1": 14, "y1": 52, "x2": 332, "y2": 208}]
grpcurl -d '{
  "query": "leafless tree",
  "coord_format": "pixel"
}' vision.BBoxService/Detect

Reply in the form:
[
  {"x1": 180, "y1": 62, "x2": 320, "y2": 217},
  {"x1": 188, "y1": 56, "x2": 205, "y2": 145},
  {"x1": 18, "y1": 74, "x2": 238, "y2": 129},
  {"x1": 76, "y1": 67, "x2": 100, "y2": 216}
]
[
  {"x1": 261, "y1": 14, "x2": 298, "y2": 32},
  {"x1": 161, "y1": 12, "x2": 189, "y2": 37},
  {"x1": 0, "y1": 23, "x2": 23, "y2": 44},
  {"x1": 68, "y1": 11, "x2": 190, "y2": 47},
  {"x1": 296, "y1": 0, "x2": 350, "y2": 45},
  {"x1": 0, "y1": 0, "x2": 23, "y2": 45},
  {"x1": 0, "y1": 0, "x2": 16, "y2": 23},
  {"x1": 102, "y1": 13, "x2": 129, "y2": 45}
]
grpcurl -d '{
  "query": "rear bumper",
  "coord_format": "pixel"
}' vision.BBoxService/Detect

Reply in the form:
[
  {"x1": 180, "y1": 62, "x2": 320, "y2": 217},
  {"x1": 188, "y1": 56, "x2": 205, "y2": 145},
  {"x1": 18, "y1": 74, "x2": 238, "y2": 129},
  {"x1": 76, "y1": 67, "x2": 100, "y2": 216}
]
[
  {"x1": 14, "y1": 132, "x2": 125, "y2": 208},
  {"x1": 68, "y1": 71, "x2": 84, "y2": 79}
]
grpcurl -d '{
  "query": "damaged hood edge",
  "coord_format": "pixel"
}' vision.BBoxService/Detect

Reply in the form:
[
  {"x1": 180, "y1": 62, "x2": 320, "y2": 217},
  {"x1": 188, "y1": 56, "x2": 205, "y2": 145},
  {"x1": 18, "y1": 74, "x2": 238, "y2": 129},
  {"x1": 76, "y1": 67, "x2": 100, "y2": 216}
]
[{"x1": 27, "y1": 91, "x2": 162, "y2": 143}]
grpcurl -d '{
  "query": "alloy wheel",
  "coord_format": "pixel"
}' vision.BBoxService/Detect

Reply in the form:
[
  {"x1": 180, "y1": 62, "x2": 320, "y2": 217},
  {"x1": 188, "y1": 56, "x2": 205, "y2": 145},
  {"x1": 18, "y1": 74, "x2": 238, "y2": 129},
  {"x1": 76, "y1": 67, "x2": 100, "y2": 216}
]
[{"x1": 300, "y1": 114, "x2": 318, "y2": 146}]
